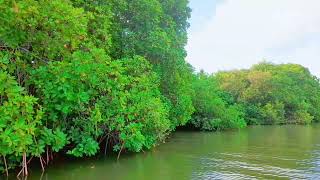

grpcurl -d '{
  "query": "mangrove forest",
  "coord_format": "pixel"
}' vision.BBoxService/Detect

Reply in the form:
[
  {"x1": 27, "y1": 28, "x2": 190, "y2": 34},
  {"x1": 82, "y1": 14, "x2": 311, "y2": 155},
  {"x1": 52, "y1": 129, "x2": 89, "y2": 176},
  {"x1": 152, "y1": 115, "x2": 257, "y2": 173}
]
[{"x1": 1, "y1": 0, "x2": 320, "y2": 178}]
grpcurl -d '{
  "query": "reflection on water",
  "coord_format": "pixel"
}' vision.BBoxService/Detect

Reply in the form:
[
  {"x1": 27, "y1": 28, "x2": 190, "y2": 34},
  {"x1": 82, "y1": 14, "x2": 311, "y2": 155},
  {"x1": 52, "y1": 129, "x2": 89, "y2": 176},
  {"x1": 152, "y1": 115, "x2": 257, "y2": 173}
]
[{"x1": 11, "y1": 125, "x2": 320, "y2": 179}]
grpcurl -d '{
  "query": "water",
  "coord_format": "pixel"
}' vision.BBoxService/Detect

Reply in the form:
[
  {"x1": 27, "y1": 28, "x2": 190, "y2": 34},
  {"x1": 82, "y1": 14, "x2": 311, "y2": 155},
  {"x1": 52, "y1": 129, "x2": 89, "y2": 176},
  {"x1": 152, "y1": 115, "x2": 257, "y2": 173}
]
[{"x1": 9, "y1": 125, "x2": 320, "y2": 179}]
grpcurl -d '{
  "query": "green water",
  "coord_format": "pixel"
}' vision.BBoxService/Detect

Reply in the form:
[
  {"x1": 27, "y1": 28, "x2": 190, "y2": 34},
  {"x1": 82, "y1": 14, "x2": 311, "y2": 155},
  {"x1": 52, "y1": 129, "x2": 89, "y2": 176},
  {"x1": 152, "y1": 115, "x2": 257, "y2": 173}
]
[{"x1": 13, "y1": 125, "x2": 320, "y2": 179}]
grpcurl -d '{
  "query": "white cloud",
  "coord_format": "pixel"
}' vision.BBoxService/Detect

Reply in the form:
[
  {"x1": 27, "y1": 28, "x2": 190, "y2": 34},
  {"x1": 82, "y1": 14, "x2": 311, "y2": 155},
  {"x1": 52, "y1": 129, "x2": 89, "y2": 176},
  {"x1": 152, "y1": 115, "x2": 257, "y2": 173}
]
[{"x1": 187, "y1": 0, "x2": 320, "y2": 77}]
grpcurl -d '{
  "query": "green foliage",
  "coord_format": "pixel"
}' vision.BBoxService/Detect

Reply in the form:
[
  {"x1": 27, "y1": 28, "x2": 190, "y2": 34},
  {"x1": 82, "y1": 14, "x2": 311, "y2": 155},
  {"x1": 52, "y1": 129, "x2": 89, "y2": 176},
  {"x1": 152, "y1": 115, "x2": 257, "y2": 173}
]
[
  {"x1": 217, "y1": 62, "x2": 320, "y2": 125},
  {"x1": 1, "y1": 0, "x2": 320, "y2": 176},
  {"x1": 190, "y1": 72, "x2": 246, "y2": 131},
  {"x1": 107, "y1": 0, "x2": 194, "y2": 128},
  {"x1": 0, "y1": 70, "x2": 44, "y2": 172},
  {"x1": 0, "y1": 0, "x2": 89, "y2": 59},
  {"x1": 261, "y1": 102, "x2": 285, "y2": 125},
  {"x1": 41, "y1": 128, "x2": 68, "y2": 152},
  {"x1": 0, "y1": 0, "x2": 178, "y2": 174},
  {"x1": 32, "y1": 50, "x2": 170, "y2": 156}
]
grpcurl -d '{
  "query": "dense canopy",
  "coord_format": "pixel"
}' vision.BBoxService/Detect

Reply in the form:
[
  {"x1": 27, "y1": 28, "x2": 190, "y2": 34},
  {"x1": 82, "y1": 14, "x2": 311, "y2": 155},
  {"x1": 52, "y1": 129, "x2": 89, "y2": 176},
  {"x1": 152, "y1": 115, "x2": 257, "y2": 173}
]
[{"x1": 216, "y1": 63, "x2": 320, "y2": 125}]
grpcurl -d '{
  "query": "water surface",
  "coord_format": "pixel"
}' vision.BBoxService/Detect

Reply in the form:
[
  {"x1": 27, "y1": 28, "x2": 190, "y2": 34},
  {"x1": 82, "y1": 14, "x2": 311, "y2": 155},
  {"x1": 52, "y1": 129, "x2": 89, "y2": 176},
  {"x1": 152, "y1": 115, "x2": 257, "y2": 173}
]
[{"x1": 22, "y1": 125, "x2": 320, "y2": 179}]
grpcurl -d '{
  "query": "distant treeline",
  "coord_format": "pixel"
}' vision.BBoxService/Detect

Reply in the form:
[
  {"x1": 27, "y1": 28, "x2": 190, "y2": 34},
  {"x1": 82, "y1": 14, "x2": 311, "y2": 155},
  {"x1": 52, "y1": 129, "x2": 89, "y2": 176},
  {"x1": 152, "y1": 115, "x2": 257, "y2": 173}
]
[
  {"x1": 192, "y1": 63, "x2": 320, "y2": 131},
  {"x1": 1, "y1": 0, "x2": 320, "y2": 177}
]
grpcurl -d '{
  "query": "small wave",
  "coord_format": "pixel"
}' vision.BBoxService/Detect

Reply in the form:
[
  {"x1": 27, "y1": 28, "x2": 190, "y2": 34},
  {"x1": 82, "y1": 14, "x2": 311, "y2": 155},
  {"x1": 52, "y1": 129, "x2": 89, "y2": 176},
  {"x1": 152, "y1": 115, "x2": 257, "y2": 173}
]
[{"x1": 193, "y1": 156, "x2": 320, "y2": 179}]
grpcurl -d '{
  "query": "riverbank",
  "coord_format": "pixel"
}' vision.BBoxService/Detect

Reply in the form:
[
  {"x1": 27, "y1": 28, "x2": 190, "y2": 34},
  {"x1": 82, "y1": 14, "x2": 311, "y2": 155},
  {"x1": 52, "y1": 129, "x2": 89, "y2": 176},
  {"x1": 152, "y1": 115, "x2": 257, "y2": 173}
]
[{"x1": 3, "y1": 124, "x2": 320, "y2": 179}]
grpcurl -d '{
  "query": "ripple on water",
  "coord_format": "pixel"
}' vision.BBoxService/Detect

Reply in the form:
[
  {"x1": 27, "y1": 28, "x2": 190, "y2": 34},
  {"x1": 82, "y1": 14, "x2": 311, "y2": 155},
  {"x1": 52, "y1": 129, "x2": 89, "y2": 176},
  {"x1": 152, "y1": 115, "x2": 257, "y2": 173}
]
[{"x1": 192, "y1": 155, "x2": 320, "y2": 179}]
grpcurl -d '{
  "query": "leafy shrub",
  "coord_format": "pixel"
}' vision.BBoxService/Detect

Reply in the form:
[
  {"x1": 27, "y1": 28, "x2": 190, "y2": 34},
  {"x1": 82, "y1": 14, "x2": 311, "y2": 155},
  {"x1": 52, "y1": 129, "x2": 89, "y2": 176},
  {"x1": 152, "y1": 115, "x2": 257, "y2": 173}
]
[
  {"x1": 261, "y1": 102, "x2": 285, "y2": 125},
  {"x1": 190, "y1": 72, "x2": 246, "y2": 131},
  {"x1": 0, "y1": 71, "x2": 44, "y2": 175},
  {"x1": 32, "y1": 49, "x2": 170, "y2": 156}
]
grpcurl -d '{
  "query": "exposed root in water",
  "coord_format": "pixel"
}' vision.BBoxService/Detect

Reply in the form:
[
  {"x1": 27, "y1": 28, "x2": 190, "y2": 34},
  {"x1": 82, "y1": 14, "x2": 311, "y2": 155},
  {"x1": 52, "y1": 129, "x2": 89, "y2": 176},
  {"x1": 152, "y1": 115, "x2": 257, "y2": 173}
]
[
  {"x1": 117, "y1": 141, "x2": 125, "y2": 160},
  {"x1": 46, "y1": 147, "x2": 49, "y2": 164},
  {"x1": 39, "y1": 156, "x2": 46, "y2": 171},
  {"x1": 104, "y1": 135, "x2": 110, "y2": 156},
  {"x1": 17, "y1": 153, "x2": 27, "y2": 177},
  {"x1": 17, "y1": 153, "x2": 33, "y2": 177},
  {"x1": 3, "y1": 155, "x2": 8, "y2": 176}
]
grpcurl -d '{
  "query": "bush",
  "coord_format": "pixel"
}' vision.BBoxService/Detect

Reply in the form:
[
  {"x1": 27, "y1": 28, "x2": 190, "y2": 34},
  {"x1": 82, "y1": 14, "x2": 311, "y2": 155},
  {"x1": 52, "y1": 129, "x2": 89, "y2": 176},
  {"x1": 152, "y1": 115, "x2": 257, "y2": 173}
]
[
  {"x1": 32, "y1": 50, "x2": 170, "y2": 156},
  {"x1": 190, "y1": 72, "x2": 246, "y2": 131},
  {"x1": 0, "y1": 71, "x2": 44, "y2": 175}
]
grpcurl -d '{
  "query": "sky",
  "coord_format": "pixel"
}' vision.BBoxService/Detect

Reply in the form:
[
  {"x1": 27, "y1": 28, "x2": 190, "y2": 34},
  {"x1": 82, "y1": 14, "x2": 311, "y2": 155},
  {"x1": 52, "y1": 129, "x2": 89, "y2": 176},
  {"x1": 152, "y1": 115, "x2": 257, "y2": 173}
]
[{"x1": 186, "y1": 0, "x2": 320, "y2": 77}]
